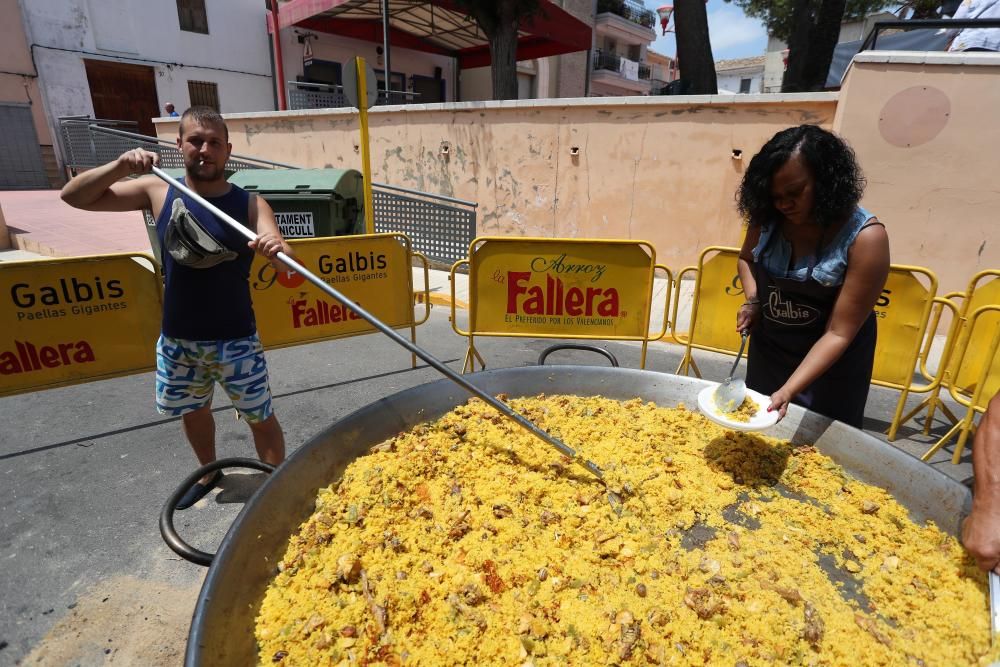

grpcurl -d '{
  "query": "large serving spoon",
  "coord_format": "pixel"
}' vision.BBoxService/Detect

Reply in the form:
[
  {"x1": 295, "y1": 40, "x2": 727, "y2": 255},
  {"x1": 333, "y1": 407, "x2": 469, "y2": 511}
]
[
  {"x1": 713, "y1": 332, "x2": 748, "y2": 412},
  {"x1": 151, "y1": 167, "x2": 623, "y2": 511}
]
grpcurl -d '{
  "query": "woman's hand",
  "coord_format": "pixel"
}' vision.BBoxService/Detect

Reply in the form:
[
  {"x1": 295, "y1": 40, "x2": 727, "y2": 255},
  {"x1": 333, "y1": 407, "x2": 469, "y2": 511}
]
[
  {"x1": 736, "y1": 301, "x2": 761, "y2": 334},
  {"x1": 767, "y1": 387, "x2": 792, "y2": 420}
]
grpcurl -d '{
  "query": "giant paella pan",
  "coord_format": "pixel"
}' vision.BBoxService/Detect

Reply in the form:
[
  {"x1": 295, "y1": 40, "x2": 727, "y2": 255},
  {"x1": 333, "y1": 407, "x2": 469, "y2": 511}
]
[{"x1": 163, "y1": 366, "x2": 993, "y2": 666}]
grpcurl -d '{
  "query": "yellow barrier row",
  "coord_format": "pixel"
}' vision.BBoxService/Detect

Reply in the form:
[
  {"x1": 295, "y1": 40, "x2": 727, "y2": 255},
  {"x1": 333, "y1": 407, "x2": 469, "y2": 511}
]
[
  {"x1": 4, "y1": 234, "x2": 997, "y2": 464},
  {"x1": 0, "y1": 234, "x2": 430, "y2": 397},
  {"x1": 916, "y1": 271, "x2": 1000, "y2": 462}
]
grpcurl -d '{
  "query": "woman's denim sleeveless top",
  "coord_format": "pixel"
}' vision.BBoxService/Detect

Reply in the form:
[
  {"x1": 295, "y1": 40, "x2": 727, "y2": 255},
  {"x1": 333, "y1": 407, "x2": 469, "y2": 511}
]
[{"x1": 750, "y1": 206, "x2": 875, "y2": 287}]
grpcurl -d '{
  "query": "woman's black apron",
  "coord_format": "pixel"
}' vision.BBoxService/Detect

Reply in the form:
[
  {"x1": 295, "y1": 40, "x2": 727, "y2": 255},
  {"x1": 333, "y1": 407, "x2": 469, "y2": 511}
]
[{"x1": 745, "y1": 233, "x2": 877, "y2": 429}]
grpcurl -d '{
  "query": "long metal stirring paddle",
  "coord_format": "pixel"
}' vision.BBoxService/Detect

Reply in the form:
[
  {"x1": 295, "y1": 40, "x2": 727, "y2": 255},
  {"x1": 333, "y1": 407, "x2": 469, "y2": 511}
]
[
  {"x1": 151, "y1": 167, "x2": 614, "y2": 490},
  {"x1": 991, "y1": 571, "x2": 999, "y2": 643}
]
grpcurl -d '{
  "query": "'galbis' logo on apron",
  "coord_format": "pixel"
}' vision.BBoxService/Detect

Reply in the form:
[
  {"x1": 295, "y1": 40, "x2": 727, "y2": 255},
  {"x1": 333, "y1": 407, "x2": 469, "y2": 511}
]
[{"x1": 765, "y1": 289, "x2": 820, "y2": 326}]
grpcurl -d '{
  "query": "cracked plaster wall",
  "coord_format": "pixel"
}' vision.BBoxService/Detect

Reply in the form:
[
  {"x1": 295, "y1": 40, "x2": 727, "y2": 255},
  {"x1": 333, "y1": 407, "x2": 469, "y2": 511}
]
[
  {"x1": 159, "y1": 99, "x2": 834, "y2": 278},
  {"x1": 157, "y1": 67, "x2": 996, "y2": 293}
]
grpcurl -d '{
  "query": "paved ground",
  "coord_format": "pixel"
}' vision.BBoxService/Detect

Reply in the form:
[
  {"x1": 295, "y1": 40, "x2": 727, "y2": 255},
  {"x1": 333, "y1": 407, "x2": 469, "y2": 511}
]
[
  {"x1": 0, "y1": 190, "x2": 149, "y2": 257},
  {"x1": 0, "y1": 191, "x2": 976, "y2": 665}
]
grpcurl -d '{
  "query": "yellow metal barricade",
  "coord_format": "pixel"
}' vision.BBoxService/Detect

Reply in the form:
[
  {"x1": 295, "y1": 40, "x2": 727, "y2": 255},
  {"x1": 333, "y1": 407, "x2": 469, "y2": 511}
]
[
  {"x1": 451, "y1": 237, "x2": 671, "y2": 373},
  {"x1": 675, "y1": 247, "x2": 746, "y2": 377},
  {"x1": 921, "y1": 304, "x2": 1000, "y2": 463},
  {"x1": 871, "y1": 265, "x2": 939, "y2": 441},
  {"x1": 908, "y1": 270, "x2": 1000, "y2": 445},
  {"x1": 249, "y1": 233, "x2": 429, "y2": 367},
  {"x1": 0, "y1": 253, "x2": 163, "y2": 397}
]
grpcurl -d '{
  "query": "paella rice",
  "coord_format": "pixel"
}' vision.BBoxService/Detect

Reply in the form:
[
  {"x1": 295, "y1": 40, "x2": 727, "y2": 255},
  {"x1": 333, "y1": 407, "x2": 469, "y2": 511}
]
[
  {"x1": 256, "y1": 395, "x2": 995, "y2": 666},
  {"x1": 715, "y1": 395, "x2": 758, "y2": 423}
]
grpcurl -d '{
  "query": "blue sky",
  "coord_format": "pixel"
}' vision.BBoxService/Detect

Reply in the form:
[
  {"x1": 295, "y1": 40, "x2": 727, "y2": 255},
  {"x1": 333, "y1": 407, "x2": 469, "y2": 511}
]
[{"x1": 642, "y1": 0, "x2": 770, "y2": 61}]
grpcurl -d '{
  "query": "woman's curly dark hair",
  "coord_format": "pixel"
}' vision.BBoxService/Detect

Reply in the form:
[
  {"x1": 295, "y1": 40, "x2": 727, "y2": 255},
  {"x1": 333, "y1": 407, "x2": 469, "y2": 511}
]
[{"x1": 736, "y1": 125, "x2": 866, "y2": 229}]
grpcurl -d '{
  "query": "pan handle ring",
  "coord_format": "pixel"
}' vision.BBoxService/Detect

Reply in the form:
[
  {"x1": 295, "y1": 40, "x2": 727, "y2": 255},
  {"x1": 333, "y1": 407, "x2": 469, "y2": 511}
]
[
  {"x1": 537, "y1": 343, "x2": 619, "y2": 368},
  {"x1": 159, "y1": 457, "x2": 276, "y2": 567}
]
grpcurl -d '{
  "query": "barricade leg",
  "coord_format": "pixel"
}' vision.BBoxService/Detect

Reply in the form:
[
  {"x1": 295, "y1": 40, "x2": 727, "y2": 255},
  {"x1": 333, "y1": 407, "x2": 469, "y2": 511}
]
[
  {"x1": 950, "y1": 411, "x2": 980, "y2": 465},
  {"x1": 885, "y1": 388, "x2": 912, "y2": 442},
  {"x1": 462, "y1": 338, "x2": 485, "y2": 374},
  {"x1": 921, "y1": 421, "x2": 964, "y2": 462}
]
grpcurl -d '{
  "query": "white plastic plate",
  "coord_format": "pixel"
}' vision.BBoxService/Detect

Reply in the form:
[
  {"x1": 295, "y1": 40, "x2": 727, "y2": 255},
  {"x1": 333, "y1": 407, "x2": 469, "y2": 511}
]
[{"x1": 696, "y1": 385, "x2": 780, "y2": 432}]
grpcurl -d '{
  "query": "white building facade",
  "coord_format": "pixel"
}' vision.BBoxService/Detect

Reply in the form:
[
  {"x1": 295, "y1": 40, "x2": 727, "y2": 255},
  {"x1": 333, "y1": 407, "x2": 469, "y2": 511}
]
[
  {"x1": 590, "y1": 0, "x2": 657, "y2": 96},
  {"x1": 22, "y1": 0, "x2": 276, "y2": 144},
  {"x1": 715, "y1": 56, "x2": 766, "y2": 95}
]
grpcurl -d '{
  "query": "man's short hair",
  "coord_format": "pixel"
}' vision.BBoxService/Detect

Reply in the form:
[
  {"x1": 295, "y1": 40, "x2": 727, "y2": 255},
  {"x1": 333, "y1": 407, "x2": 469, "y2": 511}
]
[{"x1": 179, "y1": 106, "x2": 228, "y2": 141}]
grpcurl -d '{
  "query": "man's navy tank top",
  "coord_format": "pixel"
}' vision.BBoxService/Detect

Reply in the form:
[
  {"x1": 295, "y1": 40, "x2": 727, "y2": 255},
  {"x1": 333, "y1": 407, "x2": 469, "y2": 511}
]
[{"x1": 154, "y1": 178, "x2": 256, "y2": 340}]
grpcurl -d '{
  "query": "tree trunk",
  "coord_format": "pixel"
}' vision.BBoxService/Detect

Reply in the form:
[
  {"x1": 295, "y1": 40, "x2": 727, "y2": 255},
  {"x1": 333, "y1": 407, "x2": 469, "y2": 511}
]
[
  {"x1": 782, "y1": 0, "x2": 815, "y2": 93},
  {"x1": 783, "y1": 0, "x2": 848, "y2": 92},
  {"x1": 803, "y1": 0, "x2": 847, "y2": 89},
  {"x1": 673, "y1": 0, "x2": 718, "y2": 95},
  {"x1": 490, "y1": 14, "x2": 520, "y2": 100}
]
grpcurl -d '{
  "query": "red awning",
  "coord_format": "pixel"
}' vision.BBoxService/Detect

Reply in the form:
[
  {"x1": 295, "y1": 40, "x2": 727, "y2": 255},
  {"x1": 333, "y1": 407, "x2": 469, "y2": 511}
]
[{"x1": 268, "y1": 0, "x2": 592, "y2": 68}]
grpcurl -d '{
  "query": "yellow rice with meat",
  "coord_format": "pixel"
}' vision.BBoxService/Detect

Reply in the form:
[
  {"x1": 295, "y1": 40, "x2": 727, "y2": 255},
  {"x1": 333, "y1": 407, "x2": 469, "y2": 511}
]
[
  {"x1": 716, "y1": 395, "x2": 758, "y2": 423},
  {"x1": 256, "y1": 395, "x2": 995, "y2": 666}
]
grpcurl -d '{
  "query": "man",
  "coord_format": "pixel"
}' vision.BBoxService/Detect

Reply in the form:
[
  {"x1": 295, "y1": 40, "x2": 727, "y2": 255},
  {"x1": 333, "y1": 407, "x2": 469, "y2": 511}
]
[
  {"x1": 164, "y1": 102, "x2": 180, "y2": 117},
  {"x1": 61, "y1": 106, "x2": 290, "y2": 509},
  {"x1": 962, "y1": 391, "x2": 1000, "y2": 573}
]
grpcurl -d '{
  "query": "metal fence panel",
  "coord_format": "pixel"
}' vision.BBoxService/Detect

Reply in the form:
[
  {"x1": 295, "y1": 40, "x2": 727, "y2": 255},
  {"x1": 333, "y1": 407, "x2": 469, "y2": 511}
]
[
  {"x1": 58, "y1": 118, "x2": 477, "y2": 266},
  {"x1": 373, "y1": 189, "x2": 475, "y2": 265}
]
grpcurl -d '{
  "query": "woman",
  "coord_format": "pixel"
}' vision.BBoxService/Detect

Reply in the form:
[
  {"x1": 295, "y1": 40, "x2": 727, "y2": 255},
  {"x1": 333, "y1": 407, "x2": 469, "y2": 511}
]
[{"x1": 735, "y1": 125, "x2": 890, "y2": 428}]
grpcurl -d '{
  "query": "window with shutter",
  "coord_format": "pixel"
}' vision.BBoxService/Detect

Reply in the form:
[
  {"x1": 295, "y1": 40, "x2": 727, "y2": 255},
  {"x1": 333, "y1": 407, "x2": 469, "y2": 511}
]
[
  {"x1": 188, "y1": 80, "x2": 220, "y2": 111},
  {"x1": 177, "y1": 0, "x2": 208, "y2": 34}
]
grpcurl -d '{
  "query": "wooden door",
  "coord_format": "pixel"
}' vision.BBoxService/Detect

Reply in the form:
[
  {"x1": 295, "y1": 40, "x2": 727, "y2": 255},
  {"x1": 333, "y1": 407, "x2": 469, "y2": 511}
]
[{"x1": 84, "y1": 59, "x2": 160, "y2": 136}]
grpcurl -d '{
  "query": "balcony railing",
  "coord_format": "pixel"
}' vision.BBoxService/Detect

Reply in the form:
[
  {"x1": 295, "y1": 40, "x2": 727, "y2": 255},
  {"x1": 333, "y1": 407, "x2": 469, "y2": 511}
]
[
  {"x1": 287, "y1": 81, "x2": 420, "y2": 110},
  {"x1": 596, "y1": 0, "x2": 656, "y2": 29},
  {"x1": 593, "y1": 50, "x2": 652, "y2": 82}
]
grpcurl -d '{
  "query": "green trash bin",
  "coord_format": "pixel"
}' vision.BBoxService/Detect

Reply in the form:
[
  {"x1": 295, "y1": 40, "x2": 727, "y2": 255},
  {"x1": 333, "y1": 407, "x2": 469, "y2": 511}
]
[{"x1": 228, "y1": 168, "x2": 365, "y2": 239}]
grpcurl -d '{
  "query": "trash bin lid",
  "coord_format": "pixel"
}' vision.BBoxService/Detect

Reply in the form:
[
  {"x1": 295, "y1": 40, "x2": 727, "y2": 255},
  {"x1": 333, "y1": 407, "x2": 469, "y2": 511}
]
[{"x1": 228, "y1": 168, "x2": 364, "y2": 201}]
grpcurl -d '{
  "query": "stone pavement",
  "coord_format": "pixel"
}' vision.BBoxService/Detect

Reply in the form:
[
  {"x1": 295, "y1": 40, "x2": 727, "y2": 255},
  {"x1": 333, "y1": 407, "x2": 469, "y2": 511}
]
[{"x1": 0, "y1": 190, "x2": 149, "y2": 257}]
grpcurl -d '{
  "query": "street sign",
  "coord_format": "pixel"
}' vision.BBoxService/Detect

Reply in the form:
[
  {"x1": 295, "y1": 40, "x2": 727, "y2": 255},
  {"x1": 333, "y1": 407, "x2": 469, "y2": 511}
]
[{"x1": 343, "y1": 57, "x2": 378, "y2": 110}]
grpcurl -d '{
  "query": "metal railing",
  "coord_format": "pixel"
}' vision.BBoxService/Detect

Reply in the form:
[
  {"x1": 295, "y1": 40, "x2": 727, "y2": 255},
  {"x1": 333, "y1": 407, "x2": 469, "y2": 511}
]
[
  {"x1": 57, "y1": 117, "x2": 476, "y2": 265},
  {"x1": 286, "y1": 81, "x2": 421, "y2": 110},
  {"x1": 592, "y1": 50, "x2": 652, "y2": 81},
  {"x1": 860, "y1": 17, "x2": 1000, "y2": 51},
  {"x1": 596, "y1": 0, "x2": 656, "y2": 28},
  {"x1": 58, "y1": 117, "x2": 293, "y2": 173}
]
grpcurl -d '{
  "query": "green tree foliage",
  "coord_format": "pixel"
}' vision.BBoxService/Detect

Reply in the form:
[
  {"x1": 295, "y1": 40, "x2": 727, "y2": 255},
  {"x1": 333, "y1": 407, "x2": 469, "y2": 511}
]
[
  {"x1": 724, "y1": 0, "x2": 896, "y2": 41},
  {"x1": 454, "y1": 0, "x2": 541, "y2": 100}
]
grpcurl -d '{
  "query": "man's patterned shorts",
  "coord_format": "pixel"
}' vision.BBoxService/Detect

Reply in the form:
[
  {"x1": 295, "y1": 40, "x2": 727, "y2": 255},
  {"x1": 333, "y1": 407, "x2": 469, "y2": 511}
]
[{"x1": 155, "y1": 333, "x2": 273, "y2": 424}]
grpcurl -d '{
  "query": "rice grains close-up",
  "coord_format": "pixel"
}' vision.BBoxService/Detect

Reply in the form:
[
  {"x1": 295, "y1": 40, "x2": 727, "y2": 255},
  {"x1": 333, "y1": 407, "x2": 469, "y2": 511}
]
[{"x1": 256, "y1": 395, "x2": 996, "y2": 666}]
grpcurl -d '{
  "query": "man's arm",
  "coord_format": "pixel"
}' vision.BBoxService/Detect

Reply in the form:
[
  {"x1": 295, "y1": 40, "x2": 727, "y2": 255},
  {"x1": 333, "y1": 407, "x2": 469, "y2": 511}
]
[
  {"x1": 962, "y1": 392, "x2": 1000, "y2": 573},
  {"x1": 247, "y1": 195, "x2": 293, "y2": 271},
  {"x1": 60, "y1": 148, "x2": 160, "y2": 212}
]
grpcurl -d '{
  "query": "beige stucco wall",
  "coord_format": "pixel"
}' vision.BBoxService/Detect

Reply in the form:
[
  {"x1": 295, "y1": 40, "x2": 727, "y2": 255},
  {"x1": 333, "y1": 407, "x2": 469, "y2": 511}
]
[
  {"x1": 834, "y1": 52, "x2": 1000, "y2": 292},
  {"x1": 157, "y1": 95, "x2": 835, "y2": 271},
  {"x1": 154, "y1": 54, "x2": 999, "y2": 293}
]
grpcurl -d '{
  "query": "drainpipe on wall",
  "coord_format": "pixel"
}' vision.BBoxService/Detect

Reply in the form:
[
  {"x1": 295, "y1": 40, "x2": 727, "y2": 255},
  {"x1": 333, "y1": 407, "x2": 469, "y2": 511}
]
[{"x1": 269, "y1": 0, "x2": 288, "y2": 111}]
